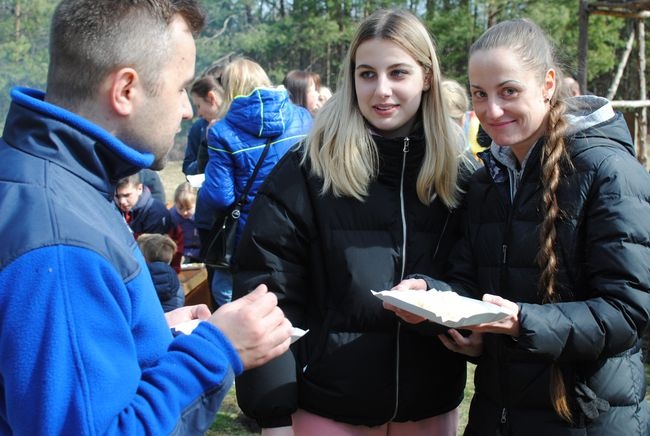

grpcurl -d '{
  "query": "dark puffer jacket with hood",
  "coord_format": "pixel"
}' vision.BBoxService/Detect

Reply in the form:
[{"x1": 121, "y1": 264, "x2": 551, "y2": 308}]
[{"x1": 425, "y1": 96, "x2": 650, "y2": 436}]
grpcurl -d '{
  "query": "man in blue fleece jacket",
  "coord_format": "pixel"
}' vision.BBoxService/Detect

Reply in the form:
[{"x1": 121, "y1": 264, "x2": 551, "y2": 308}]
[{"x1": 0, "y1": 1, "x2": 292, "y2": 434}]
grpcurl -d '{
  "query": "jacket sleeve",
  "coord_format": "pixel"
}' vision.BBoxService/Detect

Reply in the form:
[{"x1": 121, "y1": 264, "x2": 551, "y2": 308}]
[
  {"x1": 517, "y1": 153, "x2": 650, "y2": 362},
  {"x1": 232, "y1": 152, "x2": 313, "y2": 427},
  {"x1": 198, "y1": 124, "x2": 236, "y2": 214},
  {"x1": 182, "y1": 119, "x2": 203, "y2": 176},
  {"x1": 0, "y1": 245, "x2": 243, "y2": 434}
]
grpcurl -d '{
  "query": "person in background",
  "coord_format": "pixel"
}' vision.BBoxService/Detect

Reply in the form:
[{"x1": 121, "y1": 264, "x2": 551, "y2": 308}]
[
  {"x1": 233, "y1": 9, "x2": 469, "y2": 436},
  {"x1": 182, "y1": 115, "x2": 209, "y2": 176},
  {"x1": 440, "y1": 78, "x2": 484, "y2": 166},
  {"x1": 139, "y1": 168, "x2": 166, "y2": 203},
  {"x1": 116, "y1": 173, "x2": 173, "y2": 235},
  {"x1": 441, "y1": 78, "x2": 470, "y2": 128},
  {"x1": 388, "y1": 18, "x2": 650, "y2": 436},
  {"x1": 196, "y1": 58, "x2": 312, "y2": 308},
  {"x1": 192, "y1": 72, "x2": 226, "y2": 172},
  {"x1": 170, "y1": 181, "x2": 202, "y2": 264},
  {"x1": 116, "y1": 173, "x2": 184, "y2": 271},
  {"x1": 318, "y1": 85, "x2": 332, "y2": 106},
  {"x1": 0, "y1": 0, "x2": 292, "y2": 434},
  {"x1": 138, "y1": 233, "x2": 185, "y2": 312},
  {"x1": 283, "y1": 69, "x2": 322, "y2": 116},
  {"x1": 563, "y1": 76, "x2": 581, "y2": 97}
]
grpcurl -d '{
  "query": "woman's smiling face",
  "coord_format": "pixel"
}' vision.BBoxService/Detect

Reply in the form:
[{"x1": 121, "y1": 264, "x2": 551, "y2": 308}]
[
  {"x1": 469, "y1": 47, "x2": 556, "y2": 160},
  {"x1": 354, "y1": 38, "x2": 429, "y2": 138}
]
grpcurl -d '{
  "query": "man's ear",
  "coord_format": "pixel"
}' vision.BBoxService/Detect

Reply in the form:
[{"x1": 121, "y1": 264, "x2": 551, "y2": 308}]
[{"x1": 109, "y1": 67, "x2": 140, "y2": 116}]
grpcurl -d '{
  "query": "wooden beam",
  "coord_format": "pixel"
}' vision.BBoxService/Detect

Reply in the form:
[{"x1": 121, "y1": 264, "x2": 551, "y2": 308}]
[
  {"x1": 611, "y1": 100, "x2": 650, "y2": 108},
  {"x1": 636, "y1": 19, "x2": 647, "y2": 166},
  {"x1": 578, "y1": 0, "x2": 590, "y2": 94},
  {"x1": 607, "y1": 29, "x2": 635, "y2": 100}
]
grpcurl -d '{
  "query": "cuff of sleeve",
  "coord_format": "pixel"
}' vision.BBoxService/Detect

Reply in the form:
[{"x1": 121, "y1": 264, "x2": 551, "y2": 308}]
[
  {"x1": 192, "y1": 321, "x2": 245, "y2": 376},
  {"x1": 408, "y1": 274, "x2": 453, "y2": 292}
]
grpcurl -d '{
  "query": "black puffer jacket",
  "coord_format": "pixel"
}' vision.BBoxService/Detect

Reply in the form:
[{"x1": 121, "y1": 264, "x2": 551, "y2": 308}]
[
  {"x1": 431, "y1": 97, "x2": 650, "y2": 435},
  {"x1": 234, "y1": 130, "x2": 468, "y2": 427}
]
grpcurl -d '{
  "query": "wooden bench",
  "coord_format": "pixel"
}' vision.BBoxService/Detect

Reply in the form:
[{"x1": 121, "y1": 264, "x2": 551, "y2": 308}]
[{"x1": 178, "y1": 264, "x2": 214, "y2": 311}]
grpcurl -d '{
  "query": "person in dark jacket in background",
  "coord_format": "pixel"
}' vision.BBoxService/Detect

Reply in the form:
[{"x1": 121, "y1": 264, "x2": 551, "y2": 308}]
[
  {"x1": 182, "y1": 116, "x2": 209, "y2": 176},
  {"x1": 139, "y1": 168, "x2": 166, "y2": 203},
  {"x1": 233, "y1": 9, "x2": 469, "y2": 435},
  {"x1": 183, "y1": 71, "x2": 226, "y2": 176},
  {"x1": 388, "y1": 19, "x2": 650, "y2": 436},
  {"x1": 138, "y1": 233, "x2": 185, "y2": 312},
  {"x1": 115, "y1": 173, "x2": 184, "y2": 271},
  {"x1": 196, "y1": 58, "x2": 312, "y2": 308}
]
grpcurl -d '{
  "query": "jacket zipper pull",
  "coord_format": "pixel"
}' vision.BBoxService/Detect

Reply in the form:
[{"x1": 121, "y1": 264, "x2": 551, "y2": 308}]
[
  {"x1": 403, "y1": 137, "x2": 410, "y2": 153},
  {"x1": 501, "y1": 244, "x2": 507, "y2": 264},
  {"x1": 500, "y1": 407, "x2": 507, "y2": 424}
]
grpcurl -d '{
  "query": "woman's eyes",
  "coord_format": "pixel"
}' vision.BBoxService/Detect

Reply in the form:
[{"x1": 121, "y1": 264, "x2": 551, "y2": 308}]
[
  {"x1": 472, "y1": 88, "x2": 519, "y2": 99},
  {"x1": 358, "y1": 69, "x2": 408, "y2": 80}
]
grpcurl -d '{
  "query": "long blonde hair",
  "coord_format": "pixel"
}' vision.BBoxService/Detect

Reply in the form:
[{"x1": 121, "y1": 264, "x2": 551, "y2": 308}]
[
  {"x1": 470, "y1": 18, "x2": 573, "y2": 423},
  {"x1": 303, "y1": 9, "x2": 463, "y2": 208}
]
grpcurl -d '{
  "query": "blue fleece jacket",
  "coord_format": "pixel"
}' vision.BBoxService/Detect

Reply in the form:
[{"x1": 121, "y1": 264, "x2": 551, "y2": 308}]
[{"x1": 0, "y1": 87, "x2": 243, "y2": 435}]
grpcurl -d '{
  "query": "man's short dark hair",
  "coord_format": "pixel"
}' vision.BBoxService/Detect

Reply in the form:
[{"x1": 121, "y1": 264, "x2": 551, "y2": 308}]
[
  {"x1": 46, "y1": 0, "x2": 205, "y2": 110},
  {"x1": 116, "y1": 173, "x2": 142, "y2": 190}
]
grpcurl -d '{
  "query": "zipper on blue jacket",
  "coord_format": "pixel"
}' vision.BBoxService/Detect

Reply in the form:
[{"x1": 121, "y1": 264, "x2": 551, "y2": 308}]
[{"x1": 389, "y1": 136, "x2": 410, "y2": 423}]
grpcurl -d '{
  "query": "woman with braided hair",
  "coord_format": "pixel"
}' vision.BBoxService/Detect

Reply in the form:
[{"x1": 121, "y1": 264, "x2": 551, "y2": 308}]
[{"x1": 387, "y1": 18, "x2": 650, "y2": 435}]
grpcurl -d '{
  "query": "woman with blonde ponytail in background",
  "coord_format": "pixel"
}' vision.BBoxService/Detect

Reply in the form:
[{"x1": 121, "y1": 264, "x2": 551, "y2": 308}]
[{"x1": 387, "y1": 18, "x2": 650, "y2": 435}]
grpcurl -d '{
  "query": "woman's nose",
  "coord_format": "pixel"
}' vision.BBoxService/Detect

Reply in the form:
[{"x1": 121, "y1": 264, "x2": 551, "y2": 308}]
[{"x1": 375, "y1": 74, "x2": 391, "y2": 98}]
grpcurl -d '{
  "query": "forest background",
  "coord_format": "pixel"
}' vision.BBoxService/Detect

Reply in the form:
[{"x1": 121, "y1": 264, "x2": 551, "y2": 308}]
[{"x1": 1, "y1": 0, "x2": 648, "y2": 159}]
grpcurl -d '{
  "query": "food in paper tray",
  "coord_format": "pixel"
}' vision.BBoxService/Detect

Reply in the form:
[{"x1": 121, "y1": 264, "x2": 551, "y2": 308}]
[{"x1": 372, "y1": 289, "x2": 514, "y2": 328}]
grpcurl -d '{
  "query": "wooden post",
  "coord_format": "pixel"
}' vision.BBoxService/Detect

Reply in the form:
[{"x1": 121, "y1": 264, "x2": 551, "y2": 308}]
[
  {"x1": 636, "y1": 18, "x2": 648, "y2": 166},
  {"x1": 578, "y1": 0, "x2": 590, "y2": 94},
  {"x1": 607, "y1": 29, "x2": 635, "y2": 100}
]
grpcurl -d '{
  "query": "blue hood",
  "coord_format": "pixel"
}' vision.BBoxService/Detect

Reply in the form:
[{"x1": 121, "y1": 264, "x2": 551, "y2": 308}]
[{"x1": 224, "y1": 87, "x2": 296, "y2": 138}]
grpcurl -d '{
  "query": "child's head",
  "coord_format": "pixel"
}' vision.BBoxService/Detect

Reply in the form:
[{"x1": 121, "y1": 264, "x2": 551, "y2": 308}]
[
  {"x1": 440, "y1": 79, "x2": 469, "y2": 127},
  {"x1": 137, "y1": 233, "x2": 177, "y2": 264},
  {"x1": 190, "y1": 74, "x2": 224, "y2": 121},
  {"x1": 220, "y1": 58, "x2": 271, "y2": 115},
  {"x1": 173, "y1": 181, "x2": 196, "y2": 219},
  {"x1": 115, "y1": 173, "x2": 143, "y2": 213}
]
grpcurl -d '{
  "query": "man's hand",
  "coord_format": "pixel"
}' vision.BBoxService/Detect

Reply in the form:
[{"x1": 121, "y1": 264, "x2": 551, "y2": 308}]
[
  {"x1": 209, "y1": 284, "x2": 292, "y2": 370},
  {"x1": 165, "y1": 304, "x2": 211, "y2": 327}
]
